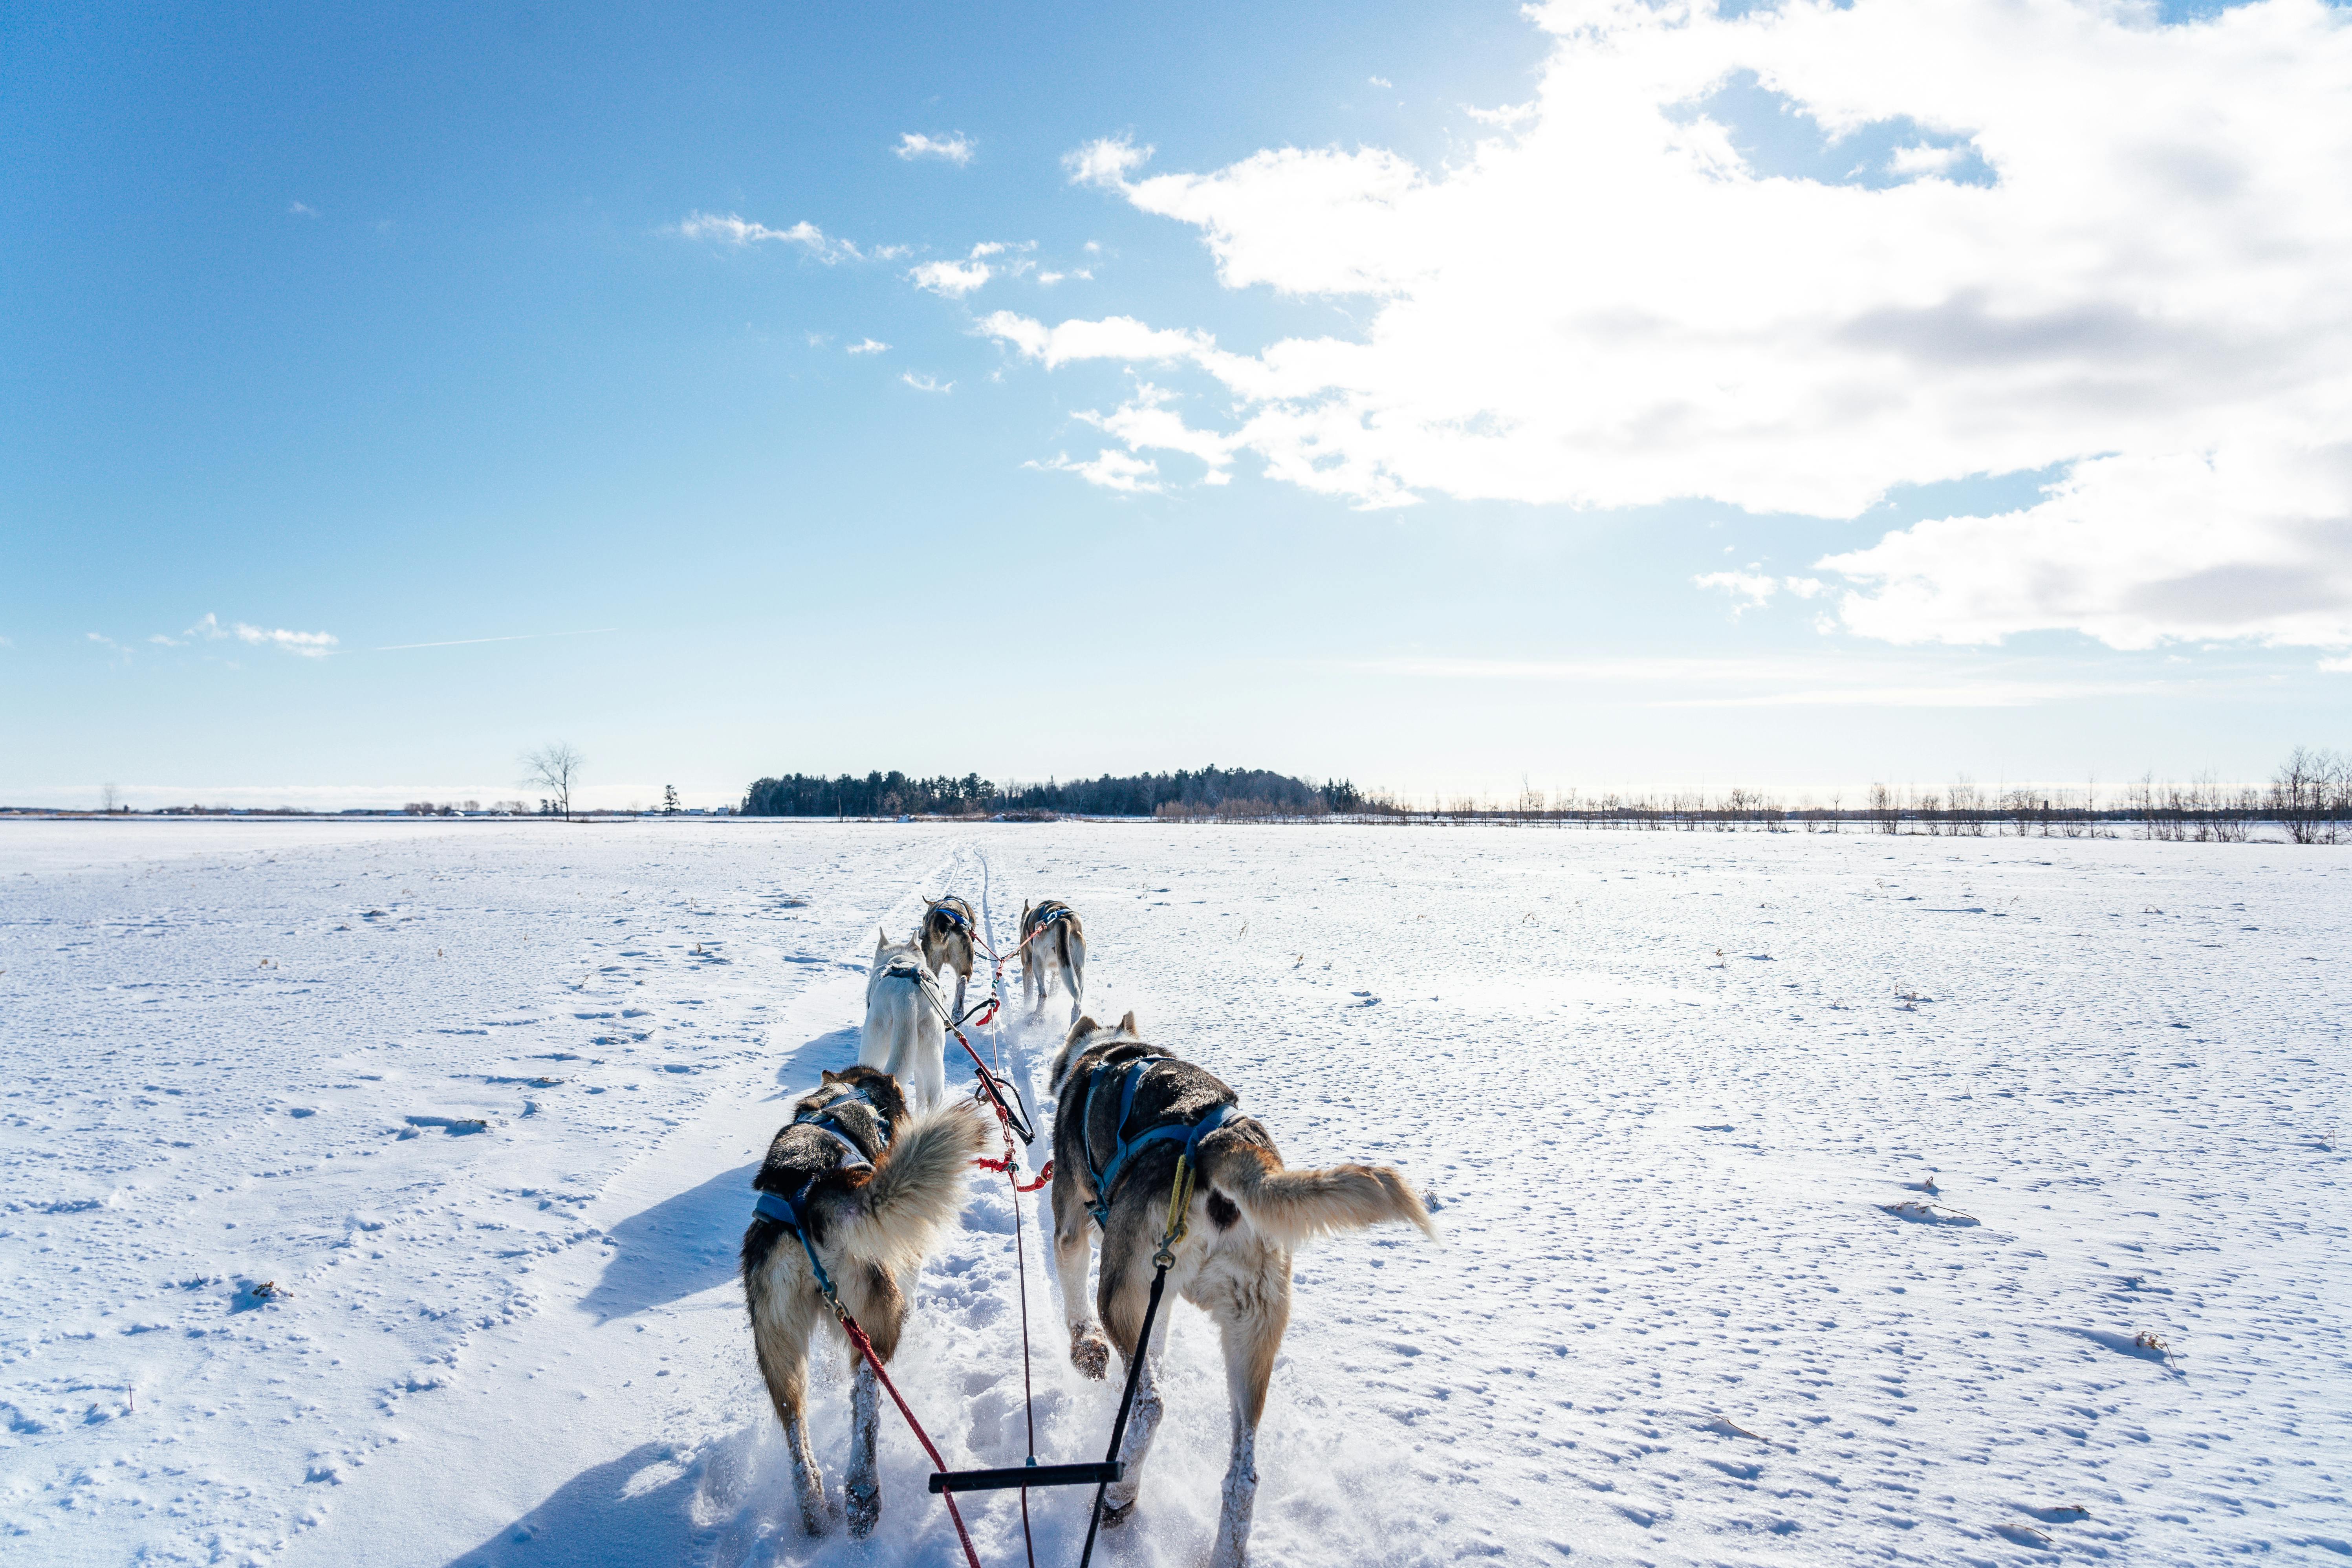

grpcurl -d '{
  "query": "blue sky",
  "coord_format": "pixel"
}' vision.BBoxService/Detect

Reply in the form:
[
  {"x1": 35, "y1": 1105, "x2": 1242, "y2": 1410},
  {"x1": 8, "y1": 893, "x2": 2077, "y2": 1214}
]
[{"x1": 5, "y1": 0, "x2": 2347, "y2": 809}]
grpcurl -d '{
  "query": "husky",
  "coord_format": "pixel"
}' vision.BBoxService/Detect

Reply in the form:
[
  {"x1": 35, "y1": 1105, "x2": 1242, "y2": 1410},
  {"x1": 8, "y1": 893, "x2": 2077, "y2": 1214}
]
[
  {"x1": 1046, "y1": 1014, "x2": 1436, "y2": 1568},
  {"x1": 742, "y1": 1066, "x2": 989, "y2": 1537},
  {"x1": 863, "y1": 928, "x2": 947, "y2": 1110},
  {"x1": 1018, "y1": 899, "x2": 1087, "y2": 1025},
  {"x1": 918, "y1": 895, "x2": 978, "y2": 1018}
]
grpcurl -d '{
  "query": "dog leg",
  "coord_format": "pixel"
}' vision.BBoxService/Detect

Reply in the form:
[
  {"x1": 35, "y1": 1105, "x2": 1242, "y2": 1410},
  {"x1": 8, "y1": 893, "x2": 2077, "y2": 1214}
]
[
  {"x1": 1206, "y1": 1264, "x2": 1289, "y2": 1568},
  {"x1": 751, "y1": 1280, "x2": 833, "y2": 1535},
  {"x1": 1101, "y1": 1344, "x2": 1162, "y2": 1526},
  {"x1": 1099, "y1": 1252, "x2": 1171, "y2": 1524},
  {"x1": 1051, "y1": 1179, "x2": 1109, "y2": 1378},
  {"x1": 1209, "y1": 1417, "x2": 1259, "y2": 1568},
  {"x1": 844, "y1": 1354, "x2": 881, "y2": 1539},
  {"x1": 1065, "y1": 932, "x2": 1087, "y2": 1029},
  {"x1": 952, "y1": 971, "x2": 967, "y2": 1020}
]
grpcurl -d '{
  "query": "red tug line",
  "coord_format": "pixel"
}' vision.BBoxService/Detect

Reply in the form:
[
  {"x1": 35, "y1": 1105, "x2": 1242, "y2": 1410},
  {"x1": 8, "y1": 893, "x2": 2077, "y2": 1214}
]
[{"x1": 824, "y1": 891, "x2": 1102, "y2": 1568}]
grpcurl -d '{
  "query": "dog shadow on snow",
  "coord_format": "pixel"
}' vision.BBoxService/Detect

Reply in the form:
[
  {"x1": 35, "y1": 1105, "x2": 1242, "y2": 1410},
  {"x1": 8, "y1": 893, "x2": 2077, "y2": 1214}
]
[
  {"x1": 440, "y1": 1423, "x2": 850, "y2": 1568},
  {"x1": 581, "y1": 1026, "x2": 862, "y2": 1323}
]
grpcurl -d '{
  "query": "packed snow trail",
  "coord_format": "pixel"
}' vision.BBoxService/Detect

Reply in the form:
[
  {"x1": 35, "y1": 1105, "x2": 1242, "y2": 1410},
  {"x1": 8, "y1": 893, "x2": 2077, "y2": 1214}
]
[{"x1": 2, "y1": 819, "x2": 2347, "y2": 1566}]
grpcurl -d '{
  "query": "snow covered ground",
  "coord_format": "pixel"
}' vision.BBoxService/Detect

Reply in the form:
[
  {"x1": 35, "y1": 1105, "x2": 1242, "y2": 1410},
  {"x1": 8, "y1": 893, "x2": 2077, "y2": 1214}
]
[{"x1": 2, "y1": 818, "x2": 2347, "y2": 1567}]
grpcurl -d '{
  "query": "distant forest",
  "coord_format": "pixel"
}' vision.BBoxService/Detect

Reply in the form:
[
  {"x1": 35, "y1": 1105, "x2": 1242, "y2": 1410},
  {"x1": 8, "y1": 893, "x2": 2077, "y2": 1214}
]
[{"x1": 740, "y1": 766, "x2": 1366, "y2": 818}]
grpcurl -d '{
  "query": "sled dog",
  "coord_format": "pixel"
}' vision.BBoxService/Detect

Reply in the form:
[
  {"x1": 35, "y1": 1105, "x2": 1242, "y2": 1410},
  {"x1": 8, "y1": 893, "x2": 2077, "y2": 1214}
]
[
  {"x1": 742, "y1": 1066, "x2": 989, "y2": 1538},
  {"x1": 919, "y1": 894, "x2": 978, "y2": 1018},
  {"x1": 862, "y1": 928, "x2": 947, "y2": 1110},
  {"x1": 1018, "y1": 899, "x2": 1087, "y2": 1025},
  {"x1": 1046, "y1": 1015, "x2": 1436, "y2": 1568}
]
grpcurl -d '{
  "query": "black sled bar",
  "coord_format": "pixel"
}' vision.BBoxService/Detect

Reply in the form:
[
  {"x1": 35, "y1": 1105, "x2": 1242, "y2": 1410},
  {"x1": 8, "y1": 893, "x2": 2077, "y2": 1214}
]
[{"x1": 928, "y1": 1461, "x2": 1121, "y2": 1495}]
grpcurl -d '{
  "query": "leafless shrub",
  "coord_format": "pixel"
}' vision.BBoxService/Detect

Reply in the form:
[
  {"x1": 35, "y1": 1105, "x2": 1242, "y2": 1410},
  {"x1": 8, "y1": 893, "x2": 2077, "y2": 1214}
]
[
  {"x1": 2273, "y1": 745, "x2": 2350, "y2": 844},
  {"x1": 523, "y1": 741, "x2": 584, "y2": 821},
  {"x1": 1949, "y1": 776, "x2": 1985, "y2": 835}
]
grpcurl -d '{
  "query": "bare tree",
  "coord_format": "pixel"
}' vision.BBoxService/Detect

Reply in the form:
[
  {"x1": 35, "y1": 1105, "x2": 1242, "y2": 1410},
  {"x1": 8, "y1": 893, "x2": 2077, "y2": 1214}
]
[
  {"x1": 523, "y1": 742, "x2": 584, "y2": 822},
  {"x1": 100, "y1": 783, "x2": 119, "y2": 814}
]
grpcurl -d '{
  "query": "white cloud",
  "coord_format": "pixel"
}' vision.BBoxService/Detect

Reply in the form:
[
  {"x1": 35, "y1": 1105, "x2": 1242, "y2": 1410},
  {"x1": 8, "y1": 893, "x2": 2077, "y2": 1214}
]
[
  {"x1": 910, "y1": 259, "x2": 992, "y2": 297},
  {"x1": 1064, "y1": 136, "x2": 1153, "y2": 189},
  {"x1": 1025, "y1": 449, "x2": 1163, "y2": 493},
  {"x1": 1369, "y1": 76, "x2": 1393, "y2": 89},
  {"x1": 1823, "y1": 445, "x2": 2352, "y2": 649},
  {"x1": 674, "y1": 211, "x2": 862, "y2": 263},
  {"x1": 1349, "y1": 654, "x2": 2163, "y2": 708},
  {"x1": 1887, "y1": 141, "x2": 1966, "y2": 177},
  {"x1": 1694, "y1": 570, "x2": 1781, "y2": 612},
  {"x1": 2322, "y1": 655, "x2": 2352, "y2": 673},
  {"x1": 1075, "y1": 383, "x2": 1235, "y2": 483},
  {"x1": 1695, "y1": 570, "x2": 1829, "y2": 614},
  {"x1": 901, "y1": 372, "x2": 953, "y2": 394},
  {"x1": 288, "y1": 201, "x2": 318, "y2": 217},
  {"x1": 980, "y1": 311, "x2": 1226, "y2": 371},
  {"x1": 848, "y1": 338, "x2": 890, "y2": 355},
  {"x1": 897, "y1": 132, "x2": 976, "y2": 165},
  {"x1": 1029, "y1": 0, "x2": 2352, "y2": 648},
  {"x1": 186, "y1": 612, "x2": 338, "y2": 658}
]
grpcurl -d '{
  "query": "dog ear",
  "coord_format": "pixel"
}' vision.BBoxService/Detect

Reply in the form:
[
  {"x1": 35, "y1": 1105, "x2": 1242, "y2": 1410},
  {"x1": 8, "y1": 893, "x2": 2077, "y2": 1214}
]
[
  {"x1": 877, "y1": 927, "x2": 890, "y2": 947},
  {"x1": 1119, "y1": 1009, "x2": 1138, "y2": 1036},
  {"x1": 821, "y1": 1068, "x2": 841, "y2": 1084},
  {"x1": 1068, "y1": 1015, "x2": 1097, "y2": 1043}
]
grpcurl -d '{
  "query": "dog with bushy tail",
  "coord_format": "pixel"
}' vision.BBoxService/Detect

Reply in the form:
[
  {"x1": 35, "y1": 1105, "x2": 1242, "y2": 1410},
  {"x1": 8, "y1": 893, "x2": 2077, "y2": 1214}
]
[{"x1": 1047, "y1": 1013, "x2": 1436, "y2": 1568}]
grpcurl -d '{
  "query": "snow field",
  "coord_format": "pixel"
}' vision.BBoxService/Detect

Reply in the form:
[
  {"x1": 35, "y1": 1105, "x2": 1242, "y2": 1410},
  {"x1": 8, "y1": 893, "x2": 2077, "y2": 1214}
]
[{"x1": 1, "y1": 819, "x2": 2347, "y2": 1566}]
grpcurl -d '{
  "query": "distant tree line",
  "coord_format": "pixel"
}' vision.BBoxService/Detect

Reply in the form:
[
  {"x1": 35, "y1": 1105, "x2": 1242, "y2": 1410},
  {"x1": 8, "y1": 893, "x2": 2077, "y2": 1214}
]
[{"x1": 741, "y1": 766, "x2": 1357, "y2": 819}]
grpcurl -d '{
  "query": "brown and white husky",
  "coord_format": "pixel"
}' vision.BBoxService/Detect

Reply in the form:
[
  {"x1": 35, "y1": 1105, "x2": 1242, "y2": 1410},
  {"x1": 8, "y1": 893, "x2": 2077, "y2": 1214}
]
[
  {"x1": 1046, "y1": 1015, "x2": 1435, "y2": 1568},
  {"x1": 740, "y1": 1065, "x2": 989, "y2": 1538},
  {"x1": 918, "y1": 894, "x2": 978, "y2": 1018},
  {"x1": 1017, "y1": 898, "x2": 1087, "y2": 1026}
]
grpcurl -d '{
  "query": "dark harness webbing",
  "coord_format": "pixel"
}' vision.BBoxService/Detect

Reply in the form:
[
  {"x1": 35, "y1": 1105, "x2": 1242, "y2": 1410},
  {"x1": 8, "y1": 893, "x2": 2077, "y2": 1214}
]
[
  {"x1": 1079, "y1": 1056, "x2": 1237, "y2": 1231},
  {"x1": 752, "y1": 1087, "x2": 891, "y2": 1296},
  {"x1": 927, "y1": 902, "x2": 971, "y2": 932}
]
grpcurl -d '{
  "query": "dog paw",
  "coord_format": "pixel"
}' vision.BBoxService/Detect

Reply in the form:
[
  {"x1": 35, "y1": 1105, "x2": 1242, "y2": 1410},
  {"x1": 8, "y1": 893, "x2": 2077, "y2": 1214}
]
[
  {"x1": 844, "y1": 1480, "x2": 880, "y2": 1539},
  {"x1": 1071, "y1": 1330, "x2": 1110, "y2": 1380}
]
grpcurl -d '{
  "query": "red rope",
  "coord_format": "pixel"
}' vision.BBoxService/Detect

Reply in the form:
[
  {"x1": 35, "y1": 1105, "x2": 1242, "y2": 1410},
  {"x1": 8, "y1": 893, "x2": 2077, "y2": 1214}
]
[
  {"x1": 977, "y1": 1150, "x2": 1053, "y2": 1191},
  {"x1": 836, "y1": 1312, "x2": 985, "y2": 1568}
]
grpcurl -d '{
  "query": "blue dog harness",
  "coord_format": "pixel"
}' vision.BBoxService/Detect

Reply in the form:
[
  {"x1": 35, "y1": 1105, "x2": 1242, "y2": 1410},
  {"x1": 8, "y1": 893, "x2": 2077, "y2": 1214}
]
[
  {"x1": 752, "y1": 1088, "x2": 890, "y2": 1298},
  {"x1": 1081, "y1": 1056, "x2": 1237, "y2": 1231},
  {"x1": 927, "y1": 901, "x2": 971, "y2": 932}
]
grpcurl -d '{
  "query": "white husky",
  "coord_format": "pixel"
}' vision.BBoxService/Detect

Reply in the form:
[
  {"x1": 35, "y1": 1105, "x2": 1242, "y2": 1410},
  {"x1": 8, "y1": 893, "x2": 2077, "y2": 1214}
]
[{"x1": 861, "y1": 929, "x2": 946, "y2": 1110}]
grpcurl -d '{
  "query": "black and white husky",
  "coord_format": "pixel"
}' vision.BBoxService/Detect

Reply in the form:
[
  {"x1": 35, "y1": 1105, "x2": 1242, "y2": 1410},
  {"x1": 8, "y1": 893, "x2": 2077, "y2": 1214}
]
[
  {"x1": 1018, "y1": 899, "x2": 1087, "y2": 1026},
  {"x1": 918, "y1": 895, "x2": 978, "y2": 1018},
  {"x1": 863, "y1": 928, "x2": 947, "y2": 1109},
  {"x1": 1046, "y1": 1015, "x2": 1435, "y2": 1568},
  {"x1": 741, "y1": 1066, "x2": 989, "y2": 1537}
]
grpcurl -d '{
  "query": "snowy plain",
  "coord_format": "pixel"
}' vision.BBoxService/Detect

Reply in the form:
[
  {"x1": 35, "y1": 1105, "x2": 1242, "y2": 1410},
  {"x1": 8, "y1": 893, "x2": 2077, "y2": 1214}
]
[{"x1": 1, "y1": 817, "x2": 2346, "y2": 1567}]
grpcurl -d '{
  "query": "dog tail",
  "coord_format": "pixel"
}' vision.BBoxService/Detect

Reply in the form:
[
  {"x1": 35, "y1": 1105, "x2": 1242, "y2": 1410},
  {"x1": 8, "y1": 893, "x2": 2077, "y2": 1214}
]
[
  {"x1": 826, "y1": 1099, "x2": 991, "y2": 1270},
  {"x1": 1200, "y1": 1137, "x2": 1438, "y2": 1248}
]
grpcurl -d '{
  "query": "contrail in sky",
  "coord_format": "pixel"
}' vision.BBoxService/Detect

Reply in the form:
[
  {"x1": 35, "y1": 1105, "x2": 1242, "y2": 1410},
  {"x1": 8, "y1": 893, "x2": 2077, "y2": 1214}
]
[{"x1": 374, "y1": 627, "x2": 621, "y2": 652}]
